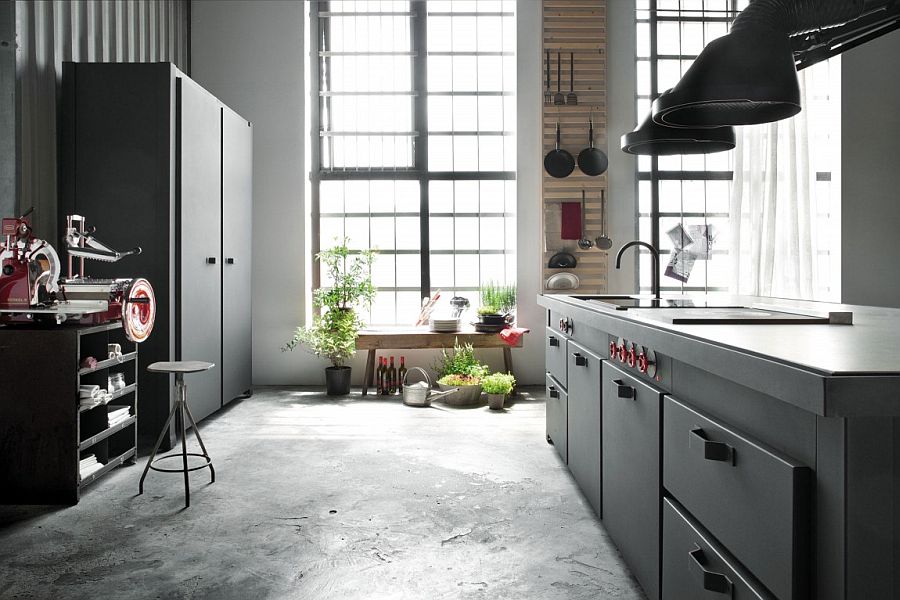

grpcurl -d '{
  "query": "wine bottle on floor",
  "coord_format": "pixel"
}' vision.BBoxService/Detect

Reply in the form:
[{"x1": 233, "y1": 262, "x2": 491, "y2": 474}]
[
  {"x1": 397, "y1": 356, "x2": 407, "y2": 394},
  {"x1": 386, "y1": 356, "x2": 395, "y2": 394},
  {"x1": 382, "y1": 357, "x2": 390, "y2": 396},
  {"x1": 376, "y1": 357, "x2": 384, "y2": 395}
]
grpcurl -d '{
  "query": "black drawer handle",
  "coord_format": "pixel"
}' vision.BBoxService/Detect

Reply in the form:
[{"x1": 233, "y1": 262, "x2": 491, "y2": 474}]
[
  {"x1": 689, "y1": 546, "x2": 733, "y2": 595},
  {"x1": 549, "y1": 386, "x2": 560, "y2": 399},
  {"x1": 572, "y1": 352, "x2": 587, "y2": 367},
  {"x1": 690, "y1": 428, "x2": 735, "y2": 465},
  {"x1": 226, "y1": 257, "x2": 235, "y2": 264},
  {"x1": 206, "y1": 257, "x2": 217, "y2": 265},
  {"x1": 549, "y1": 335, "x2": 560, "y2": 347},
  {"x1": 613, "y1": 379, "x2": 634, "y2": 399}
]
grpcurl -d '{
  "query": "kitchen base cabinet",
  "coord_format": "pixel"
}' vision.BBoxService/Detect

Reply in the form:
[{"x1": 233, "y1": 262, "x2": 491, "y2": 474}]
[
  {"x1": 567, "y1": 340, "x2": 602, "y2": 515},
  {"x1": 545, "y1": 374, "x2": 568, "y2": 463},
  {"x1": 663, "y1": 498, "x2": 774, "y2": 600},
  {"x1": 602, "y1": 363, "x2": 662, "y2": 600}
]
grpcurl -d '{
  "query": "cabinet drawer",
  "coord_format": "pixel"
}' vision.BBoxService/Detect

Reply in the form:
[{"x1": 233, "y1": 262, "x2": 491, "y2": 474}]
[
  {"x1": 546, "y1": 374, "x2": 567, "y2": 464},
  {"x1": 567, "y1": 340, "x2": 602, "y2": 515},
  {"x1": 663, "y1": 498, "x2": 775, "y2": 600},
  {"x1": 602, "y1": 363, "x2": 662, "y2": 600},
  {"x1": 664, "y1": 397, "x2": 811, "y2": 600},
  {"x1": 545, "y1": 327, "x2": 568, "y2": 388}
]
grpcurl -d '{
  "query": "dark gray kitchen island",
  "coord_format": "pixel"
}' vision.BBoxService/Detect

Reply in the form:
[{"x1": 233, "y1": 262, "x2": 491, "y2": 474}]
[{"x1": 539, "y1": 293, "x2": 900, "y2": 600}]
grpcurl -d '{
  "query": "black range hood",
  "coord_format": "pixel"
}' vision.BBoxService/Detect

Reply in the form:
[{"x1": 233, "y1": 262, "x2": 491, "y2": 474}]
[{"x1": 623, "y1": 0, "x2": 900, "y2": 155}]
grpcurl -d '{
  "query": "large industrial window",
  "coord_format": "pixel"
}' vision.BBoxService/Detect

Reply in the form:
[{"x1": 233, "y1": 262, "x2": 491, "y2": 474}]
[
  {"x1": 311, "y1": 1, "x2": 517, "y2": 326},
  {"x1": 635, "y1": 0, "x2": 840, "y2": 301}
]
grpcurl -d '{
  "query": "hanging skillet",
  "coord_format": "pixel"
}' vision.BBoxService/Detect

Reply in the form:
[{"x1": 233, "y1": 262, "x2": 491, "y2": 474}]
[
  {"x1": 544, "y1": 120, "x2": 575, "y2": 178},
  {"x1": 577, "y1": 115, "x2": 609, "y2": 176}
]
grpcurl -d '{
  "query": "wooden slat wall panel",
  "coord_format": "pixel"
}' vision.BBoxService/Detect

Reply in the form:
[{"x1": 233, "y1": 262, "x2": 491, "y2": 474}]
[{"x1": 542, "y1": 0, "x2": 608, "y2": 294}]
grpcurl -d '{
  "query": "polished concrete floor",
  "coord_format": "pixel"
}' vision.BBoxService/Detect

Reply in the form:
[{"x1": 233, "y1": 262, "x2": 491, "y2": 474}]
[{"x1": 0, "y1": 387, "x2": 645, "y2": 600}]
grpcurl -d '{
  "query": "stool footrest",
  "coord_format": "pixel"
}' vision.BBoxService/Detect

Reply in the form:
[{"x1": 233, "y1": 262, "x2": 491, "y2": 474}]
[{"x1": 149, "y1": 452, "x2": 214, "y2": 473}]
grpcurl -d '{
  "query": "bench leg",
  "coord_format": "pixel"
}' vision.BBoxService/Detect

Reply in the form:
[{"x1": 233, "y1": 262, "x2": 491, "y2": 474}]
[
  {"x1": 362, "y1": 349, "x2": 376, "y2": 395},
  {"x1": 502, "y1": 346, "x2": 513, "y2": 375}
]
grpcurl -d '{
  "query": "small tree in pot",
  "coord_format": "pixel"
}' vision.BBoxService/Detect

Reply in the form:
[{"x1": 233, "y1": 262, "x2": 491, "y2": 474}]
[{"x1": 283, "y1": 240, "x2": 376, "y2": 395}]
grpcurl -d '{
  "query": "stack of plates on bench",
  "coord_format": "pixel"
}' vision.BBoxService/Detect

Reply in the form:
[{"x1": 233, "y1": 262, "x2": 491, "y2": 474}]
[{"x1": 430, "y1": 317, "x2": 461, "y2": 332}]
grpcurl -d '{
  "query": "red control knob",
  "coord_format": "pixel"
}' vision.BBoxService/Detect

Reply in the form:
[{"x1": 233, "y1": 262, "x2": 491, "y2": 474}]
[
  {"x1": 617, "y1": 344, "x2": 627, "y2": 362},
  {"x1": 609, "y1": 340, "x2": 618, "y2": 357},
  {"x1": 637, "y1": 352, "x2": 649, "y2": 373},
  {"x1": 626, "y1": 348, "x2": 637, "y2": 368}
]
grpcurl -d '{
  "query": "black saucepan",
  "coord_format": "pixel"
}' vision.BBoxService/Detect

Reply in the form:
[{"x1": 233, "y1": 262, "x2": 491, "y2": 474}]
[
  {"x1": 544, "y1": 121, "x2": 575, "y2": 178},
  {"x1": 577, "y1": 116, "x2": 609, "y2": 176}
]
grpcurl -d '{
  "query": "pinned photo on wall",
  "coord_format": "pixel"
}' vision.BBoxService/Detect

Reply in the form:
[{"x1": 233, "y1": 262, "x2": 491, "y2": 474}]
[{"x1": 663, "y1": 223, "x2": 719, "y2": 283}]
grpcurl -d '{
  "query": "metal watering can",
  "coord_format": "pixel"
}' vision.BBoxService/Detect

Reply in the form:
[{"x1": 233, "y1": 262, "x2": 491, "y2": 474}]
[{"x1": 402, "y1": 367, "x2": 458, "y2": 407}]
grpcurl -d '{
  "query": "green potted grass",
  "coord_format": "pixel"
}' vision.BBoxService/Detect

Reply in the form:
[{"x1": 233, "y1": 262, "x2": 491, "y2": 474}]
[
  {"x1": 282, "y1": 240, "x2": 376, "y2": 396},
  {"x1": 434, "y1": 340, "x2": 488, "y2": 406},
  {"x1": 476, "y1": 281, "x2": 517, "y2": 329},
  {"x1": 482, "y1": 372, "x2": 516, "y2": 410}
]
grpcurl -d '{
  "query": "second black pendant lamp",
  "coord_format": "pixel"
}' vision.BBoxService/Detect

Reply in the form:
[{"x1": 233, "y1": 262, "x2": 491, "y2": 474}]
[{"x1": 621, "y1": 113, "x2": 736, "y2": 155}]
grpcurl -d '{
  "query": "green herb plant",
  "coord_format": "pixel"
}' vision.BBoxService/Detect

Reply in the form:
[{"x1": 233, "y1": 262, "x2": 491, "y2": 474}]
[
  {"x1": 481, "y1": 372, "x2": 516, "y2": 395},
  {"x1": 283, "y1": 238, "x2": 376, "y2": 367},
  {"x1": 479, "y1": 281, "x2": 517, "y2": 315},
  {"x1": 434, "y1": 339, "x2": 489, "y2": 386}
]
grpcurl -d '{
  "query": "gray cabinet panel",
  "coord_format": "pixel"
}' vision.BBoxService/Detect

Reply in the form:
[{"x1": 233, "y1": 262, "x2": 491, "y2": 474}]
[
  {"x1": 664, "y1": 396, "x2": 811, "y2": 600},
  {"x1": 221, "y1": 106, "x2": 253, "y2": 404},
  {"x1": 177, "y1": 76, "x2": 222, "y2": 422},
  {"x1": 602, "y1": 363, "x2": 662, "y2": 600},
  {"x1": 545, "y1": 327, "x2": 568, "y2": 389},
  {"x1": 663, "y1": 498, "x2": 774, "y2": 600},
  {"x1": 545, "y1": 373, "x2": 567, "y2": 463},
  {"x1": 566, "y1": 340, "x2": 602, "y2": 515}
]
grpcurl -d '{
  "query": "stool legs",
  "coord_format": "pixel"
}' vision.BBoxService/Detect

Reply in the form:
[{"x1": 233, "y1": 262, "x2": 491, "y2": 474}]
[{"x1": 139, "y1": 373, "x2": 215, "y2": 508}]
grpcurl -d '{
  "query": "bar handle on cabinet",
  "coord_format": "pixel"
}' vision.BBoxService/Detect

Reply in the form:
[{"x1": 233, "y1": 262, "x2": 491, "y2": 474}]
[
  {"x1": 225, "y1": 257, "x2": 235, "y2": 264},
  {"x1": 548, "y1": 335, "x2": 560, "y2": 347},
  {"x1": 688, "y1": 545, "x2": 733, "y2": 595},
  {"x1": 572, "y1": 352, "x2": 587, "y2": 367},
  {"x1": 549, "y1": 386, "x2": 560, "y2": 399},
  {"x1": 690, "y1": 428, "x2": 735, "y2": 465},
  {"x1": 206, "y1": 257, "x2": 217, "y2": 265},
  {"x1": 612, "y1": 379, "x2": 634, "y2": 399}
]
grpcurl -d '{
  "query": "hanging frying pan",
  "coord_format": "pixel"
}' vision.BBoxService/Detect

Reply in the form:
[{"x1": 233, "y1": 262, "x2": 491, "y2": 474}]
[
  {"x1": 544, "y1": 120, "x2": 575, "y2": 178},
  {"x1": 577, "y1": 115, "x2": 609, "y2": 176}
]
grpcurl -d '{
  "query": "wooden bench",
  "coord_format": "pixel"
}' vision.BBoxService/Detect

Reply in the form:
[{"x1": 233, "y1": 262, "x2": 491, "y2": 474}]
[{"x1": 355, "y1": 328, "x2": 525, "y2": 396}]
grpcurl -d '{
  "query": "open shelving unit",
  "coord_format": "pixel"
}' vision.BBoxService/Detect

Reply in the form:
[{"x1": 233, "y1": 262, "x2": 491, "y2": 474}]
[{"x1": 0, "y1": 320, "x2": 139, "y2": 504}]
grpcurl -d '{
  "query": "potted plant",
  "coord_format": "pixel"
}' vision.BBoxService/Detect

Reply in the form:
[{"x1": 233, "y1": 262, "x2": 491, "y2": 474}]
[
  {"x1": 282, "y1": 240, "x2": 376, "y2": 395},
  {"x1": 433, "y1": 340, "x2": 489, "y2": 406},
  {"x1": 477, "y1": 281, "x2": 517, "y2": 328},
  {"x1": 481, "y1": 372, "x2": 516, "y2": 410}
]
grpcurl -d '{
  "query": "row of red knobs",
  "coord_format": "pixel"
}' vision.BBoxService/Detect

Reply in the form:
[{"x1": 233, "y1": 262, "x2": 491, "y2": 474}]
[{"x1": 609, "y1": 340, "x2": 652, "y2": 373}]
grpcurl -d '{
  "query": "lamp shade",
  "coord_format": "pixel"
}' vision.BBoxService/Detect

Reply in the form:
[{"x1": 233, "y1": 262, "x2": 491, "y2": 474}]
[
  {"x1": 621, "y1": 114, "x2": 735, "y2": 156},
  {"x1": 651, "y1": 26, "x2": 801, "y2": 128}
]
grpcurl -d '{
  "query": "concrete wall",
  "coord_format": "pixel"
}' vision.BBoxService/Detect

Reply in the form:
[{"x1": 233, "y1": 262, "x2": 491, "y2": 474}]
[
  {"x1": 191, "y1": 0, "x2": 547, "y2": 385},
  {"x1": 841, "y1": 32, "x2": 900, "y2": 309},
  {"x1": 606, "y1": 0, "x2": 639, "y2": 291},
  {"x1": 13, "y1": 0, "x2": 190, "y2": 241},
  {"x1": 0, "y1": 2, "x2": 14, "y2": 218}
]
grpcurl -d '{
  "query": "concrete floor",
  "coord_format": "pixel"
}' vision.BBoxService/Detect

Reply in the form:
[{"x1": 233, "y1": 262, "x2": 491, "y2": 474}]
[{"x1": 0, "y1": 387, "x2": 645, "y2": 600}]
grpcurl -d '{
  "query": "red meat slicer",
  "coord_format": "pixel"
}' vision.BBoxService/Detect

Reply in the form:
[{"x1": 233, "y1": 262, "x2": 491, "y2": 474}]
[{"x1": 0, "y1": 210, "x2": 156, "y2": 342}]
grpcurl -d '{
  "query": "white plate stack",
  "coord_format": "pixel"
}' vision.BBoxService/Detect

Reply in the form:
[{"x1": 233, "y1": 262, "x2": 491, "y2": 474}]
[{"x1": 429, "y1": 317, "x2": 461, "y2": 332}]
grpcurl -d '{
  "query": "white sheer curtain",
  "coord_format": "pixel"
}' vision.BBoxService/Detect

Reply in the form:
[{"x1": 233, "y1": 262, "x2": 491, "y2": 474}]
[{"x1": 729, "y1": 70, "x2": 822, "y2": 300}]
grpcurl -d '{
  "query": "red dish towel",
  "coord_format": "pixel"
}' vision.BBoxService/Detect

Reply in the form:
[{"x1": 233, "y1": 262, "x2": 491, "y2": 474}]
[
  {"x1": 560, "y1": 202, "x2": 581, "y2": 240},
  {"x1": 499, "y1": 327, "x2": 530, "y2": 347}
]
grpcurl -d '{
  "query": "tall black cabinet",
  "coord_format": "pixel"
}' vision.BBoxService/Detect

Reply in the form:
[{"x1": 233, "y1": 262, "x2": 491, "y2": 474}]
[{"x1": 60, "y1": 62, "x2": 253, "y2": 448}]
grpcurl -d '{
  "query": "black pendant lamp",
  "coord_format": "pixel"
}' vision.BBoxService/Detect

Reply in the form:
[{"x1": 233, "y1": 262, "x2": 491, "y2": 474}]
[
  {"x1": 651, "y1": 25, "x2": 801, "y2": 128},
  {"x1": 621, "y1": 113, "x2": 735, "y2": 156}
]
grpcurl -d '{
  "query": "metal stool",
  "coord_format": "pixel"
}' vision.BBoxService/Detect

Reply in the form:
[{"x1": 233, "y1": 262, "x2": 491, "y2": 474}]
[{"x1": 139, "y1": 361, "x2": 216, "y2": 508}]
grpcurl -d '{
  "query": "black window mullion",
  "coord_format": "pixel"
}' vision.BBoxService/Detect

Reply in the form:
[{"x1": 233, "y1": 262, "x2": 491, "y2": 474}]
[{"x1": 412, "y1": 6, "x2": 429, "y2": 297}]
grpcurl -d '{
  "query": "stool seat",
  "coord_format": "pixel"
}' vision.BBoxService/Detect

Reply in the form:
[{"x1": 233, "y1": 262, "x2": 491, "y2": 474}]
[{"x1": 148, "y1": 361, "x2": 215, "y2": 374}]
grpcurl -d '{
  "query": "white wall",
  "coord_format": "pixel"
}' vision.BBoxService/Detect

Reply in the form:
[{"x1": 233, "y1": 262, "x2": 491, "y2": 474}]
[
  {"x1": 606, "y1": 0, "x2": 639, "y2": 291},
  {"x1": 841, "y1": 32, "x2": 900, "y2": 309},
  {"x1": 191, "y1": 0, "x2": 547, "y2": 385}
]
